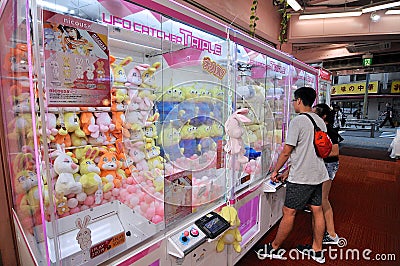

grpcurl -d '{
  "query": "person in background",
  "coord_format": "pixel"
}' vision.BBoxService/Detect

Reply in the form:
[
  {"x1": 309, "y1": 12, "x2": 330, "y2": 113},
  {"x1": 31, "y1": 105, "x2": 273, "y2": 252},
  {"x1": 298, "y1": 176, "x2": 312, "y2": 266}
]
[
  {"x1": 380, "y1": 102, "x2": 395, "y2": 128},
  {"x1": 352, "y1": 108, "x2": 362, "y2": 119},
  {"x1": 314, "y1": 104, "x2": 341, "y2": 245},
  {"x1": 332, "y1": 104, "x2": 344, "y2": 142},
  {"x1": 254, "y1": 87, "x2": 329, "y2": 264}
]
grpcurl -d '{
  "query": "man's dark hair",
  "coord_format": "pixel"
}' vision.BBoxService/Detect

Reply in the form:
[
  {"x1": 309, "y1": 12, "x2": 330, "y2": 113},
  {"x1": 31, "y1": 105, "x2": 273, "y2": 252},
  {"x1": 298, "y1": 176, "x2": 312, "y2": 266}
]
[{"x1": 294, "y1": 87, "x2": 316, "y2": 107}]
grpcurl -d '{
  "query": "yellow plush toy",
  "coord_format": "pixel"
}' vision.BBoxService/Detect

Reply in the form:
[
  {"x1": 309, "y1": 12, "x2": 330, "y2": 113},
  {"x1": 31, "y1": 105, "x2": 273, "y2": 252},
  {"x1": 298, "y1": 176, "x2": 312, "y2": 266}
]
[
  {"x1": 64, "y1": 112, "x2": 86, "y2": 138},
  {"x1": 216, "y1": 205, "x2": 242, "y2": 253}
]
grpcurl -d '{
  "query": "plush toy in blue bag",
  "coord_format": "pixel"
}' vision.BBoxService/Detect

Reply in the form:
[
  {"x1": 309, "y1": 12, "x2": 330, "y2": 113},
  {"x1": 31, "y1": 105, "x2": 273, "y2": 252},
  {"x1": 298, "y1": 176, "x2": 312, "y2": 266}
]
[
  {"x1": 192, "y1": 87, "x2": 213, "y2": 126},
  {"x1": 179, "y1": 86, "x2": 198, "y2": 124},
  {"x1": 179, "y1": 123, "x2": 198, "y2": 157},
  {"x1": 156, "y1": 86, "x2": 184, "y2": 124}
]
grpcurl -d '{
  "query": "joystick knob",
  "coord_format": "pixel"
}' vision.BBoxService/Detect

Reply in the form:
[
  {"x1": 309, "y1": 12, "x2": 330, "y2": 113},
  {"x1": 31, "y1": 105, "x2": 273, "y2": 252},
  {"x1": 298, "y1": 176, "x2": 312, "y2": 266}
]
[{"x1": 179, "y1": 233, "x2": 190, "y2": 245}]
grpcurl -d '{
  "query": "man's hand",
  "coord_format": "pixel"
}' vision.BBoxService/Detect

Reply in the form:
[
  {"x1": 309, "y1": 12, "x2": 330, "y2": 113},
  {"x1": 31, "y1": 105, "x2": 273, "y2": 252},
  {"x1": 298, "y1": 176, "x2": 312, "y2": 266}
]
[
  {"x1": 279, "y1": 168, "x2": 290, "y2": 182},
  {"x1": 271, "y1": 167, "x2": 290, "y2": 183},
  {"x1": 270, "y1": 171, "x2": 279, "y2": 183}
]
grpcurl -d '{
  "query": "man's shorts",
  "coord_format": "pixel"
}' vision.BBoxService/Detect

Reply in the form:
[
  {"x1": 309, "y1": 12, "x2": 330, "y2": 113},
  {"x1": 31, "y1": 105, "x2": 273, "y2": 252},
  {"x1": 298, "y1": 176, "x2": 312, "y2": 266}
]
[{"x1": 284, "y1": 182, "x2": 322, "y2": 210}]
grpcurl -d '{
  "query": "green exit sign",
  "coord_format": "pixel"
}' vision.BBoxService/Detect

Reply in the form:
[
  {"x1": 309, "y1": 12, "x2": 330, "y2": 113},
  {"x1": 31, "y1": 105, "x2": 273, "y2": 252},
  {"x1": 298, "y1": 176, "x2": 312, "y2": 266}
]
[{"x1": 363, "y1": 58, "x2": 373, "y2": 67}]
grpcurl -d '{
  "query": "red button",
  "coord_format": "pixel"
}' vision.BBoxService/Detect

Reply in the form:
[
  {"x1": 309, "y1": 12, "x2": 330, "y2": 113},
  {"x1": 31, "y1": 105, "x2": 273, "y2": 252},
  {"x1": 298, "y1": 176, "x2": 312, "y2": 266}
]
[
  {"x1": 184, "y1": 231, "x2": 189, "y2": 236},
  {"x1": 190, "y1": 228, "x2": 199, "y2": 237}
]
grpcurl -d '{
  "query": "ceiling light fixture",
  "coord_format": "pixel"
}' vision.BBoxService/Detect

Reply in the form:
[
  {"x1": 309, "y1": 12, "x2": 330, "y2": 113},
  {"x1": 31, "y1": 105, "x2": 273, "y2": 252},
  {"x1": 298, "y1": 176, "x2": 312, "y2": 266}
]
[
  {"x1": 362, "y1": 1, "x2": 400, "y2": 13},
  {"x1": 37, "y1": 0, "x2": 72, "y2": 13},
  {"x1": 287, "y1": 0, "x2": 302, "y2": 11},
  {"x1": 385, "y1": 9, "x2": 400, "y2": 15},
  {"x1": 299, "y1": 11, "x2": 362, "y2": 20}
]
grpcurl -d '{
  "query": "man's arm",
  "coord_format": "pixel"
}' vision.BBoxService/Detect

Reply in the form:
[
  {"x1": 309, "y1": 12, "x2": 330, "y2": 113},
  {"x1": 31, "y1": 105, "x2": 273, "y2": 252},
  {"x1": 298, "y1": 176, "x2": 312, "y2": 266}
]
[{"x1": 271, "y1": 144, "x2": 294, "y2": 182}]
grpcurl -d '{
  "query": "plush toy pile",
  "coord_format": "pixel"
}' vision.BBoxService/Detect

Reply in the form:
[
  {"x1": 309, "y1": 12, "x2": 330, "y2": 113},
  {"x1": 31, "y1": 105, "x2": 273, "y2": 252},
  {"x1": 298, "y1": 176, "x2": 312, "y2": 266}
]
[
  {"x1": 156, "y1": 84, "x2": 225, "y2": 162},
  {"x1": 7, "y1": 52, "x2": 225, "y2": 231}
]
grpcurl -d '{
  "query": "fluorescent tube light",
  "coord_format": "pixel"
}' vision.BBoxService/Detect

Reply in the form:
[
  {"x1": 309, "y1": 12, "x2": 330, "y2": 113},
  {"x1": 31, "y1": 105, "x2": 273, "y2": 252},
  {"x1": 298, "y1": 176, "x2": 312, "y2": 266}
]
[
  {"x1": 287, "y1": 0, "x2": 302, "y2": 12},
  {"x1": 362, "y1": 1, "x2": 400, "y2": 13},
  {"x1": 385, "y1": 9, "x2": 400, "y2": 15},
  {"x1": 299, "y1": 11, "x2": 362, "y2": 20},
  {"x1": 37, "y1": 0, "x2": 71, "y2": 13}
]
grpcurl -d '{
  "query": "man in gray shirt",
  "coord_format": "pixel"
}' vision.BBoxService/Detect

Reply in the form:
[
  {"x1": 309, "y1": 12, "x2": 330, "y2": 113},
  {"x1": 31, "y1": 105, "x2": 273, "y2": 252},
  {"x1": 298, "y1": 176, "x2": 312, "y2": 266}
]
[{"x1": 255, "y1": 87, "x2": 329, "y2": 263}]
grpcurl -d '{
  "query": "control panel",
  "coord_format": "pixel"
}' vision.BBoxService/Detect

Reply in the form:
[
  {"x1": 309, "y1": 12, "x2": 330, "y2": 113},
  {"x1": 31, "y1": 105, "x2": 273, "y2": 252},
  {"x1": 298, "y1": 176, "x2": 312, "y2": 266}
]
[
  {"x1": 167, "y1": 224, "x2": 206, "y2": 258},
  {"x1": 263, "y1": 180, "x2": 283, "y2": 193},
  {"x1": 195, "y1": 212, "x2": 230, "y2": 239}
]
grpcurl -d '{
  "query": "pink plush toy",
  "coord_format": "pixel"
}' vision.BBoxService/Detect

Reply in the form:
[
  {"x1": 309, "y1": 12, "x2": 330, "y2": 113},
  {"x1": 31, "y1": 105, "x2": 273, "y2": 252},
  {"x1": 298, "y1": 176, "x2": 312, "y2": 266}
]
[
  {"x1": 244, "y1": 158, "x2": 261, "y2": 175},
  {"x1": 125, "y1": 64, "x2": 149, "y2": 88},
  {"x1": 224, "y1": 108, "x2": 251, "y2": 168},
  {"x1": 124, "y1": 140, "x2": 149, "y2": 171},
  {"x1": 39, "y1": 113, "x2": 58, "y2": 142},
  {"x1": 94, "y1": 112, "x2": 115, "y2": 133}
]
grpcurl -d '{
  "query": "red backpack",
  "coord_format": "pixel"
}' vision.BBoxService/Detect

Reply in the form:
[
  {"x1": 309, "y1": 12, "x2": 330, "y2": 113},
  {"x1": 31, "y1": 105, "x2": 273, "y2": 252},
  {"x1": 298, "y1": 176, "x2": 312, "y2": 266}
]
[{"x1": 301, "y1": 113, "x2": 332, "y2": 158}]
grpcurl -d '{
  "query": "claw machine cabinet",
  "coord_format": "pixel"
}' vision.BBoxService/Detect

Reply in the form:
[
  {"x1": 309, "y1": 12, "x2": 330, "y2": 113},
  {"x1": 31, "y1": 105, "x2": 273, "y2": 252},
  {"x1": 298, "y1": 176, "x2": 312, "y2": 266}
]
[
  {"x1": 0, "y1": 0, "x2": 49, "y2": 264},
  {"x1": 155, "y1": 15, "x2": 229, "y2": 225},
  {"x1": 226, "y1": 29, "x2": 292, "y2": 265},
  {"x1": 157, "y1": 8, "x2": 230, "y2": 266},
  {"x1": 260, "y1": 54, "x2": 291, "y2": 234},
  {"x1": 0, "y1": 0, "x2": 185, "y2": 265},
  {"x1": 232, "y1": 41, "x2": 275, "y2": 192},
  {"x1": 264, "y1": 56, "x2": 291, "y2": 173},
  {"x1": 288, "y1": 62, "x2": 318, "y2": 120}
]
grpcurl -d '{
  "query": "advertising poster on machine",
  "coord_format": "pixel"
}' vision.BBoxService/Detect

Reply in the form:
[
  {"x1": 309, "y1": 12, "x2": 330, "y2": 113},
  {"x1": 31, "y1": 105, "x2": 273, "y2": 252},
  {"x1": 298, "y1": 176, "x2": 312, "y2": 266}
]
[
  {"x1": 164, "y1": 171, "x2": 192, "y2": 225},
  {"x1": 43, "y1": 10, "x2": 111, "y2": 107}
]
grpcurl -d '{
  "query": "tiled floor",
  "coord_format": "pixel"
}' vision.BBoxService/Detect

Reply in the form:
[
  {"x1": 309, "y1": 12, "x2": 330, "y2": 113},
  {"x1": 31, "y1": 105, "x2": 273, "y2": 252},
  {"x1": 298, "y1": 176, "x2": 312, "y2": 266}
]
[{"x1": 236, "y1": 155, "x2": 400, "y2": 265}]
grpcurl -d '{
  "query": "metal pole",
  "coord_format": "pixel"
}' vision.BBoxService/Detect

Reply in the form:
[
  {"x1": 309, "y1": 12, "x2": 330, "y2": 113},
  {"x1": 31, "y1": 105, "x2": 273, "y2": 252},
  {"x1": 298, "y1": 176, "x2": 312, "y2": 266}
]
[{"x1": 363, "y1": 73, "x2": 370, "y2": 119}]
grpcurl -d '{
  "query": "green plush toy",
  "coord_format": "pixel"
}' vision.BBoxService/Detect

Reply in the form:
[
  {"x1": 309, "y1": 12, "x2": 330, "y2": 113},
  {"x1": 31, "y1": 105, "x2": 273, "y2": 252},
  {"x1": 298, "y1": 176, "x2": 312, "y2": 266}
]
[{"x1": 162, "y1": 86, "x2": 185, "y2": 102}]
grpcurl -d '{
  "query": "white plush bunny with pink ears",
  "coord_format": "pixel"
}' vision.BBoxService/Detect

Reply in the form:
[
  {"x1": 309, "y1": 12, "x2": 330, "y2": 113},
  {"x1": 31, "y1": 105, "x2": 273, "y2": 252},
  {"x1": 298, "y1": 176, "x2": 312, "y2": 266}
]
[
  {"x1": 125, "y1": 64, "x2": 149, "y2": 88},
  {"x1": 224, "y1": 108, "x2": 251, "y2": 169}
]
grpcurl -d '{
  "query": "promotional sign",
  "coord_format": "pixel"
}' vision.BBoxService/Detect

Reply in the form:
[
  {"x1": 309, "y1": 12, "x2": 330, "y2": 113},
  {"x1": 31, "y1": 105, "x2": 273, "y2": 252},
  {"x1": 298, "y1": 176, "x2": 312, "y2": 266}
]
[
  {"x1": 43, "y1": 10, "x2": 111, "y2": 107},
  {"x1": 202, "y1": 56, "x2": 226, "y2": 79},
  {"x1": 331, "y1": 81, "x2": 378, "y2": 95},
  {"x1": 317, "y1": 67, "x2": 331, "y2": 81},
  {"x1": 90, "y1": 232, "x2": 126, "y2": 259},
  {"x1": 391, "y1": 80, "x2": 400, "y2": 93},
  {"x1": 164, "y1": 171, "x2": 192, "y2": 225}
]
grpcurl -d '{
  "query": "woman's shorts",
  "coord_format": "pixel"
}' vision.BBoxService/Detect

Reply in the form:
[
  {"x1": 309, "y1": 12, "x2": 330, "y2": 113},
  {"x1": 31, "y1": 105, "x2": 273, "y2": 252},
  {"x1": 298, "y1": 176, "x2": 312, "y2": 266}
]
[{"x1": 325, "y1": 161, "x2": 339, "y2": 180}]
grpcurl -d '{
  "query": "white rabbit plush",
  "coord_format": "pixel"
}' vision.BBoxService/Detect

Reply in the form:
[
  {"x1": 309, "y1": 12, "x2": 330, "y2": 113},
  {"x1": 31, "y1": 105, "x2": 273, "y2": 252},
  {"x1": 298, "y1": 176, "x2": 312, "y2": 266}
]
[
  {"x1": 50, "y1": 60, "x2": 60, "y2": 80},
  {"x1": 75, "y1": 215, "x2": 92, "y2": 262},
  {"x1": 53, "y1": 147, "x2": 82, "y2": 195},
  {"x1": 75, "y1": 58, "x2": 84, "y2": 79},
  {"x1": 85, "y1": 59, "x2": 95, "y2": 80}
]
